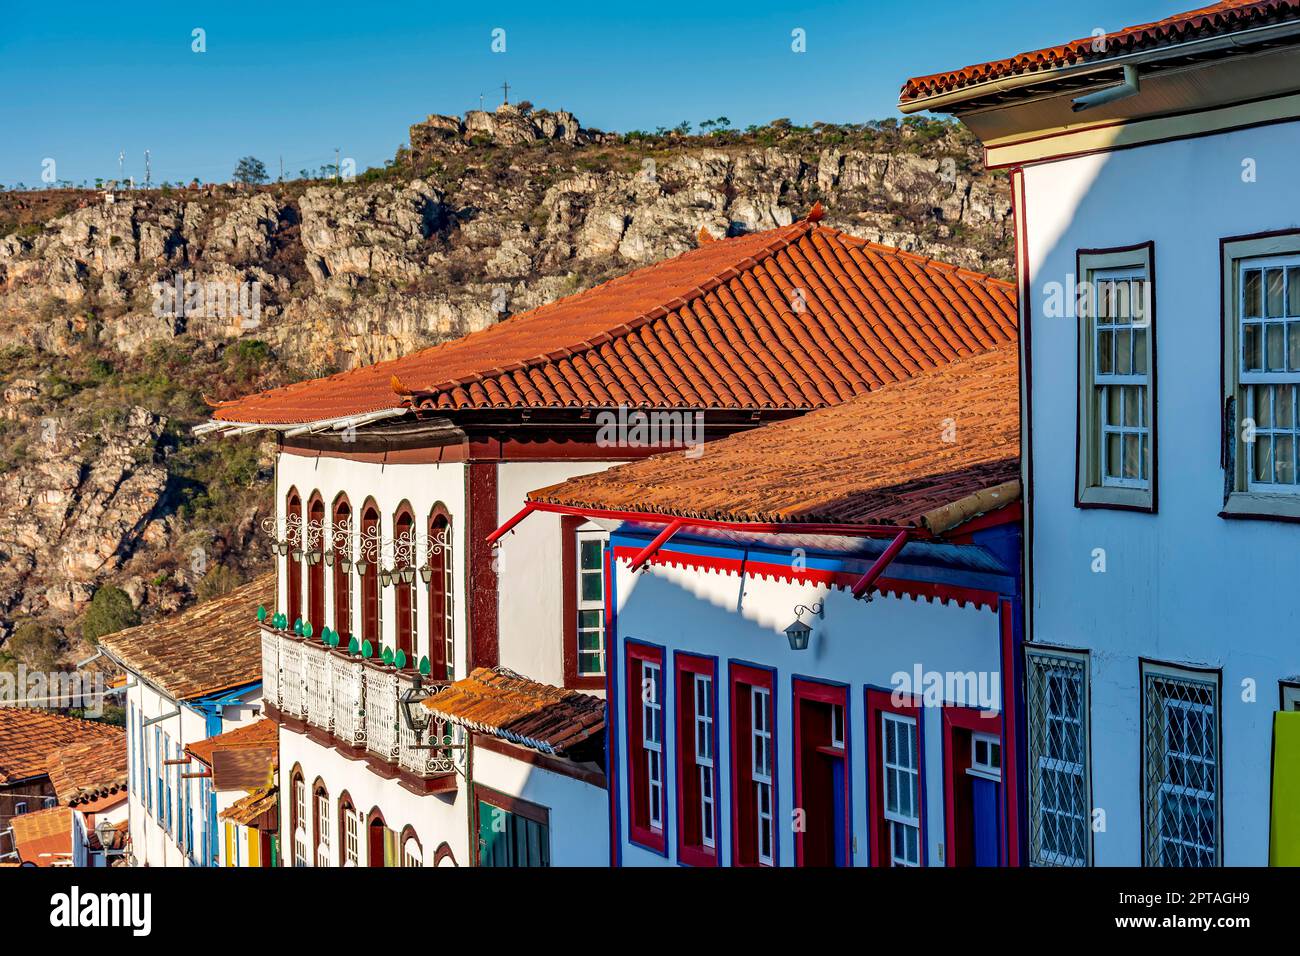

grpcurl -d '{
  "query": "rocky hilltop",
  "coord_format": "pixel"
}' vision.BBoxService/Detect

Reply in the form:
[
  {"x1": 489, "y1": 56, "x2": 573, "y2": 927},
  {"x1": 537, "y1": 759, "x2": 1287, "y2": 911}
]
[{"x1": 0, "y1": 105, "x2": 1013, "y2": 661}]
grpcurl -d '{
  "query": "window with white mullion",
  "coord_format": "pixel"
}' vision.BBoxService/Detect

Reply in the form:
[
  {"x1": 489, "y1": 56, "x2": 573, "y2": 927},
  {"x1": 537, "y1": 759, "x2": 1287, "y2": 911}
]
[
  {"x1": 694, "y1": 674, "x2": 715, "y2": 849},
  {"x1": 752, "y1": 686, "x2": 774, "y2": 866},
  {"x1": 1240, "y1": 256, "x2": 1300, "y2": 493},
  {"x1": 1093, "y1": 270, "x2": 1151, "y2": 489},
  {"x1": 316, "y1": 793, "x2": 331, "y2": 867},
  {"x1": 576, "y1": 530, "x2": 607, "y2": 677},
  {"x1": 642, "y1": 661, "x2": 663, "y2": 831},
  {"x1": 881, "y1": 712, "x2": 920, "y2": 867},
  {"x1": 343, "y1": 808, "x2": 359, "y2": 866}
]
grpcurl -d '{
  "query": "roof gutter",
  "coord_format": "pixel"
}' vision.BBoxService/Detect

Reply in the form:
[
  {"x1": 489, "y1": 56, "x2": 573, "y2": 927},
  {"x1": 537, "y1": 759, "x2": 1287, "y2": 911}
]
[
  {"x1": 898, "y1": 19, "x2": 1300, "y2": 115},
  {"x1": 192, "y1": 407, "x2": 409, "y2": 439},
  {"x1": 1072, "y1": 64, "x2": 1139, "y2": 112}
]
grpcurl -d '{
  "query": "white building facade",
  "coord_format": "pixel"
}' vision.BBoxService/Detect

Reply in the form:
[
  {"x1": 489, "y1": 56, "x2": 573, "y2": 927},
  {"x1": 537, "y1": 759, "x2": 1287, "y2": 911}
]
[{"x1": 901, "y1": 4, "x2": 1300, "y2": 865}]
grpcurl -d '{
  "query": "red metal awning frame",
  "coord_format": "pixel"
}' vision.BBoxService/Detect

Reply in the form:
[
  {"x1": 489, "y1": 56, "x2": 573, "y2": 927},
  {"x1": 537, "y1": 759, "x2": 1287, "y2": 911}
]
[{"x1": 487, "y1": 502, "x2": 919, "y2": 582}]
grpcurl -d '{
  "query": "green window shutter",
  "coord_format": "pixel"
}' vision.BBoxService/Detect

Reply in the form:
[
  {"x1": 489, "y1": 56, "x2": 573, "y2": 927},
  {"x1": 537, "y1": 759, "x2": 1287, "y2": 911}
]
[{"x1": 1272, "y1": 711, "x2": 1300, "y2": 866}]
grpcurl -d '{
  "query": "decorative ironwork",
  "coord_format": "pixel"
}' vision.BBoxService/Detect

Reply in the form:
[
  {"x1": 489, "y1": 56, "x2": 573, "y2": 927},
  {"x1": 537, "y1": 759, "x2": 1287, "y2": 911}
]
[
  {"x1": 280, "y1": 639, "x2": 305, "y2": 719},
  {"x1": 1026, "y1": 650, "x2": 1090, "y2": 867},
  {"x1": 332, "y1": 654, "x2": 366, "y2": 748},
  {"x1": 1142, "y1": 669, "x2": 1219, "y2": 867},
  {"x1": 262, "y1": 515, "x2": 451, "y2": 585},
  {"x1": 260, "y1": 628, "x2": 280, "y2": 710},
  {"x1": 363, "y1": 665, "x2": 401, "y2": 763}
]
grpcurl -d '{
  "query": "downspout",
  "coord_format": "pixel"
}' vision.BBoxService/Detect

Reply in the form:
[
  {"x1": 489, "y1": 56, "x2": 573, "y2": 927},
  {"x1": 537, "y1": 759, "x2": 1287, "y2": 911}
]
[
  {"x1": 850, "y1": 530, "x2": 910, "y2": 601},
  {"x1": 1071, "y1": 65, "x2": 1139, "y2": 112}
]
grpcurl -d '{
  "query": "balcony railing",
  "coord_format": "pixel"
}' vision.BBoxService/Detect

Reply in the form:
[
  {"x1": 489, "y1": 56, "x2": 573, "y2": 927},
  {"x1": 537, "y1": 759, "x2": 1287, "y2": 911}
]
[{"x1": 261, "y1": 627, "x2": 454, "y2": 781}]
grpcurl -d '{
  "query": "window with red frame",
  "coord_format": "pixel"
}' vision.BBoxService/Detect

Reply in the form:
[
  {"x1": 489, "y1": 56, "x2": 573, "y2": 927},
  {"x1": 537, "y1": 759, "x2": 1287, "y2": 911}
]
[
  {"x1": 427, "y1": 509, "x2": 453, "y2": 679},
  {"x1": 562, "y1": 517, "x2": 608, "y2": 689},
  {"x1": 393, "y1": 507, "x2": 416, "y2": 665},
  {"x1": 625, "y1": 643, "x2": 666, "y2": 853},
  {"x1": 730, "y1": 663, "x2": 775, "y2": 866},
  {"x1": 307, "y1": 495, "x2": 326, "y2": 630},
  {"x1": 675, "y1": 654, "x2": 718, "y2": 866},
  {"x1": 332, "y1": 496, "x2": 352, "y2": 639},
  {"x1": 359, "y1": 502, "x2": 381, "y2": 647},
  {"x1": 866, "y1": 688, "x2": 923, "y2": 867},
  {"x1": 286, "y1": 489, "x2": 302, "y2": 625}
]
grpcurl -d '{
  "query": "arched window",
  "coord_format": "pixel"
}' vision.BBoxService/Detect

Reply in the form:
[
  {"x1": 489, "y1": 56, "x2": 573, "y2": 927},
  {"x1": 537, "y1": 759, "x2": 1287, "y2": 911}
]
[
  {"x1": 312, "y1": 780, "x2": 330, "y2": 868},
  {"x1": 427, "y1": 508, "x2": 453, "y2": 680},
  {"x1": 339, "y1": 792, "x2": 359, "y2": 867},
  {"x1": 286, "y1": 489, "x2": 303, "y2": 626},
  {"x1": 360, "y1": 501, "x2": 381, "y2": 647},
  {"x1": 393, "y1": 506, "x2": 416, "y2": 666},
  {"x1": 401, "y1": 826, "x2": 423, "y2": 867},
  {"x1": 307, "y1": 494, "x2": 326, "y2": 632},
  {"x1": 332, "y1": 495, "x2": 353, "y2": 640},
  {"x1": 290, "y1": 768, "x2": 307, "y2": 867}
]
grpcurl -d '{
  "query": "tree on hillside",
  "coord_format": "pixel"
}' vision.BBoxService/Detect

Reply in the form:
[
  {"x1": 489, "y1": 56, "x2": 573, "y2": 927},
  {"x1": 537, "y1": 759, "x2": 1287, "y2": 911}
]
[
  {"x1": 233, "y1": 156, "x2": 269, "y2": 185},
  {"x1": 4, "y1": 619, "x2": 64, "y2": 671},
  {"x1": 82, "y1": 585, "x2": 141, "y2": 643}
]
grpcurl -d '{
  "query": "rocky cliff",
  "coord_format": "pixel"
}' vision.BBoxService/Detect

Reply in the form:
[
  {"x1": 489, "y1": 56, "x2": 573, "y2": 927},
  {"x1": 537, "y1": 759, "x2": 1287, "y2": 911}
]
[{"x1": 0, "y1": 107, "x2": 1013, "y2": 660}]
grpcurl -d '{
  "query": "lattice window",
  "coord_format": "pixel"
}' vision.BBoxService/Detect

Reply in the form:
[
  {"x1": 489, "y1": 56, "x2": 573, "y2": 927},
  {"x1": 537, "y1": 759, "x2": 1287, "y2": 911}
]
[
  {"x1": 1026, "y1": 649, "x2": 1090, "y2": 866},
  {"x1": 1143, "y1": 666, "x2": 1220, "y2": 867}
]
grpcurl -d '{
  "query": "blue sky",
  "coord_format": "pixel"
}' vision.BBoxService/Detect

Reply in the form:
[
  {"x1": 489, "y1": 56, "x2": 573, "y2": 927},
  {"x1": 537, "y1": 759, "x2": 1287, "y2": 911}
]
[{"x1": 0, "y1": 0, "x2": 1192, "y2": 188}]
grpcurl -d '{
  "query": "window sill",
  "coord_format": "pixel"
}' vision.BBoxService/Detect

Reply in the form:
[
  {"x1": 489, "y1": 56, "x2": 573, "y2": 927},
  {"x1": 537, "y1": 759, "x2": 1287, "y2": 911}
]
[
  {"x1": 564, "y1": 674, "x2": 606, "y2": 691},
  {"x1": 1220, "y1": 491, "x2": 1300, "y2": 523},
  {"x1": 1076, "y1": 483, "x2": 1155, "y2": 513},
  {"x1": 628, "y1": 824, "x2": 668, "y2": 857}
]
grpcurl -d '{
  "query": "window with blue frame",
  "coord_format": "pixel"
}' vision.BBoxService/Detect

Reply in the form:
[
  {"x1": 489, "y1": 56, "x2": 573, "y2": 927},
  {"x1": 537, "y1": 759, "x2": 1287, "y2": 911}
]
[{"x1": 154, "y1": 728, "x2": 164, "y2": 819}]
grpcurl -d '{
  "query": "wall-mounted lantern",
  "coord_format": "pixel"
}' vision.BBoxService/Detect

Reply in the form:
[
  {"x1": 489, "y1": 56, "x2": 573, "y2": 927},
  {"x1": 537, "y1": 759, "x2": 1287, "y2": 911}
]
[{"x1": 784, "y1": 602, "x2": 823, "y2": 652}]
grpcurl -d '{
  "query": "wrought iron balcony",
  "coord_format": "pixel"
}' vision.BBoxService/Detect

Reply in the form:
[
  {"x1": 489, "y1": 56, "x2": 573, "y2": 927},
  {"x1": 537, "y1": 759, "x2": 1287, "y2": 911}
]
[{"x1": 260, "y1": 626, "x2": 455, "y2": 782}]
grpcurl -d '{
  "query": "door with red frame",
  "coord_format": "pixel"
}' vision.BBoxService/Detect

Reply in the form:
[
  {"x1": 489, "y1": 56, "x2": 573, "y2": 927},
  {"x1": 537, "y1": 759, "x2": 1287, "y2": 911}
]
[
  {"x1": 794, "y1": 679, "x2": 850, "y2": 867},
  {"x1": 943, "y1": 708, "x2": 1004, "y2": 867}
]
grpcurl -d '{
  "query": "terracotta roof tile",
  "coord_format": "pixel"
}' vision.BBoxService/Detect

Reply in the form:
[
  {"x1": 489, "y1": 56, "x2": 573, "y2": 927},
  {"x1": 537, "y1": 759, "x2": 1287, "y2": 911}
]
[
  {"x1": 10, "y1": 805, "x2": 73, "y2": 865},
  {"x1": 0, "y1": 710, "x2": 121, "y2": 784},
  {"x1": 45, "y1": 733, "x2": 128, "y2": 807},
  {"x1": 423, "y1": 667, "x2": 605, "y2": 759},
  {"x1": 219, "y1": 785, "x2": 277, "y2": 826},
  {"x1": 99, "y1": 576, "x2": 273, "y2": 702},
  {"x1": 901, "y1": 1, "x2": 1300, "y2": 102},
  {"x1": 211, "y1": 221, "x2": 1016, "y2": 425},
  {"x1": 185, "y1": 718, "x2": 277, "y2": 769},
  {"x1": 530, "y1": 345, "x2": 1020, "y2": 533}
]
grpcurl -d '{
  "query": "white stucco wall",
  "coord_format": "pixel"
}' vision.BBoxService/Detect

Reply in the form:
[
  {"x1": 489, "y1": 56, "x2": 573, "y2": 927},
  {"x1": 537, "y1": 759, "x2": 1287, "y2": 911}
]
[
  {"x1": 124, "y1": 678, "x2": 262, "y2": 867},
  {"x1": 495, "y1": 459, "x2": 620, "y2": 686},
  {"x1": 1021, "y1": 119, "x2": 1300, "y2": 864},
  {"x1": 471, "y1": 744, "x2": 609, "y2": 866},
  {"x1": 611, "y1": 552, "x2": 1004, "y2": 867},
  {"x1": 279, "y1": 724, "x2": 467, "y2": 866}
]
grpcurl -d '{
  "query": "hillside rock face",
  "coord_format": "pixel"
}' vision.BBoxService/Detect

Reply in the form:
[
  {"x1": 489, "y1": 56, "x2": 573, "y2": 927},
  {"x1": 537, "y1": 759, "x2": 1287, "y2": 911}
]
[{"x1": 0, "y1": 109, "x2": 1012, "y2": 634}]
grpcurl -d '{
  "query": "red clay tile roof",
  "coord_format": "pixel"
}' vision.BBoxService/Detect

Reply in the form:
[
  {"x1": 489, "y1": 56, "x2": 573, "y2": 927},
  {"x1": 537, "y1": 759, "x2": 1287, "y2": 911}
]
[
  {"x1": 100, "y1": 576, "x2": 273, "y2": 701},
  {"x1": 0, "y1": 710, "x2": 122, "y2": 784},
  {"x1": 45, "y1": 732, "x2": 128, "y2": 808},
  {"x1": 530, "y1": 344, "x2": 1020, "y2": 534},
  {"x1": 219, "y1": 785, "x2": 277, "y2": 826},
  {"x1": 423, "y1": 667, "x2": 605, "y2": 759},
  {"x1": 185, "y1": 718, "x2": 277, "y2": 769},
  {"x1": 10, "y1": 805, "x2": 73, "y2": 865},
  {"x1": 901, "y1": 1, "x2": 1300, "y2": 103},
  {"x1": 210, "y1": 220, "x2": 1015, "y2": 425}
]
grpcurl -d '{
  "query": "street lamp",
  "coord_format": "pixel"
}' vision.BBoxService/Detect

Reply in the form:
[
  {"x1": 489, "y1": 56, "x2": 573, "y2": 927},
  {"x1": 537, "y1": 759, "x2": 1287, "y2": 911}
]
[
  {"x1": 399, "y1": 675, "x2": 433, "y2": 736},
  {"x1": 95, "y1": 819, "x2": 124, "y2": 857}
]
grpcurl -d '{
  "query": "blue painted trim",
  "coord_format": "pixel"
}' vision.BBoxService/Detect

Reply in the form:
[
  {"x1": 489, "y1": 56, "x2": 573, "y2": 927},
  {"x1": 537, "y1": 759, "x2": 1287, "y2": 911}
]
[{"x1": 604, "y1": 538, "x2": 622, "y2": 868}]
